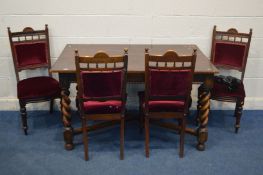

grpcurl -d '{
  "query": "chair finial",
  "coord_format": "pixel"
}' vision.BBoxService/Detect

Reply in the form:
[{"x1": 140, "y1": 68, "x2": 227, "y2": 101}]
[
  {"x1": 75, "y1": 49, "x2": 79, "y2": 56},
  {"x1": 124, "y1": 48, "x2": 128, "y2": 54},
  {"x1": 213, "y1": 25, "x2": 217, "y2": 34},
  {"x1": 193, "y1": 49, "x2": 197, "y2": 55},
  {"x1": 145, "y1": 48, "x2": 149, "y2": 53}
]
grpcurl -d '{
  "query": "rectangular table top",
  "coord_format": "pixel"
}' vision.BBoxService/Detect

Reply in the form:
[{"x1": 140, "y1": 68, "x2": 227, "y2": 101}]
[{"x1": 51, "y1": 44, "x2": 218, "y2": 74}]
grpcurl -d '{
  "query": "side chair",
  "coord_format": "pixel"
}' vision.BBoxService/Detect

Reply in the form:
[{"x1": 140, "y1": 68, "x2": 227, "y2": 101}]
[
  {"x1": 139, "y1": 48, "x2": 197, "y2": 158},
  {"x1": 8, "y1": 25, "x2": 61, "y2": 135},
  {"x1": 210, "y1": 25, "x2": 252, "y2": 133},
  {"x1": 75, "y1": 49, "x2": 128, "y2": 161}
]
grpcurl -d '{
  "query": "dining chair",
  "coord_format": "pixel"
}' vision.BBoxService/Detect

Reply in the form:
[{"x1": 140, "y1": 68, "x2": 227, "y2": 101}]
[
  {"x1": 75, "y1": 49, "x2": 128, "y2": 161},
  {"x1": 8, "y1": 25, "x2": 61, "y2": 135},
  {"x1": 138, "y1": 48, "x2": 196, "y2": 158},
  {"x1": 210, "y1": 25, "x2": 252, "y2": 133}
]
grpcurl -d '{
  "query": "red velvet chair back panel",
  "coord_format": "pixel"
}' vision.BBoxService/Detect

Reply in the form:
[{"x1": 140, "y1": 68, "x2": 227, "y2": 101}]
[
  {"x1": 14, "y1": 41, "x2": 48, "y2": 69},
  {"x1": 80, "y1": 70, "x2": 123, "y2": 98},
  {"x1": 149, "y1": 69, "x2": 191, "y2": 97},
  {"x1": 213, "y1": 42, "x2": 246, "y2": 69}
]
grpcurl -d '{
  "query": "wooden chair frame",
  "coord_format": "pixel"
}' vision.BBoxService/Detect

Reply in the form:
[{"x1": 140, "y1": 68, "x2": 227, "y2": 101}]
[
  {"x1": 210, "y1": 25, "x2": 252, "y2": 133},
  {"x1": 141, "y1": 48, "x2": 196, "y2": 158},
  {"x1": 211, "y1": 25, "x2": 252, "y2": 81},
  {"x1": 75, "y1": 49, "x2": 128, "y2": 160},
  {"x1": 8, "y1": 25, "x2": 60, "y2": 135}
]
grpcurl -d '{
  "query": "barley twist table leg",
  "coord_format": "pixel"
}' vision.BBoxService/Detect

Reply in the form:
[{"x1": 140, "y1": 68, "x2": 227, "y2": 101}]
[
  {"x1": 61, "y1": 89, "x2": 73, "y2": 150},
  {"x1": 59, "y1": 73, "x2": 75, "y2": 150},
  {"x1": 196, "y1": 83, "x2": 211, "y2": 151}
]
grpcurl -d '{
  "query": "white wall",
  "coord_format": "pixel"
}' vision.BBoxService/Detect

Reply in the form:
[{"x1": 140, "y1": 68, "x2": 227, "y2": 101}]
[{"x1": 0, "y1": 0, "x2": 262, "y2": 110}]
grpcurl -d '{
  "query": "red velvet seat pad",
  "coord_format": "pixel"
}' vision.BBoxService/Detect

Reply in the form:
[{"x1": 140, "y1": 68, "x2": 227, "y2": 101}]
[
  {"x1": 83, "y1": 100, "x2": 122, "y2": 114},
  {"x1": 17, "y1": 76, "x2": 61, "y2": 100},
  {"x1": 211, "y1": 80, "x2": 245, "y2": 100},
  {"x1": 138, "y1": 91, "x2": 185, "y2": 112},
  {"x1": 213, "y1": 42, "x2": 246, "y2": 69},
  {"x1": 149, "y1": 69, "x2": 191, "y2": 97},
  {"x1": 14, "y1": 42, "x2": 48, "y2": 68},
  {"x1": 81, "y1": 70, "x2": 123, "y2": 98}
]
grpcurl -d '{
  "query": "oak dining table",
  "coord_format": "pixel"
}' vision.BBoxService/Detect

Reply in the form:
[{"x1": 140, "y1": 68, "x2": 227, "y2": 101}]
[{"x1": 50, "y1": 44, "x2": 218, "y2": 151}]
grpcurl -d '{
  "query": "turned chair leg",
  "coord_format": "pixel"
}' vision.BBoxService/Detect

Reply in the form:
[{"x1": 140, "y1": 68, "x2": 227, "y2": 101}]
[
  {"x1": 82, "y1": 118, "x2": 89, "y2": 161},
  {"x1": 75, "y1": 85, "x2": 79, "y2": 111},
  {"x1": 120, "y1": 117, "x2": 125, "y2": 160},
  {"x1": 145, "y1": 117, "x2": 150, "y2": 158},
  {"x1": 188, "y1": 96, "x2": 192, "y2": 109},
  {"x1": 234, "y1": 100, "x2": 244, "y2": 133},
  {"x1": 19, "y1": 101, "x2": 28, "y2": 135},
  {"x1": 179, "y1": 117, "x2": 186, "y2": 158},
  {"x1": 177, "y1": 120, "x2": 182, "y2": 134},
  {"x1": 49, "y1": 99, "x2": 54, "y2": 114},
  {"x1": 139, "y1": 105, "x2": 144, "y2": 133}
]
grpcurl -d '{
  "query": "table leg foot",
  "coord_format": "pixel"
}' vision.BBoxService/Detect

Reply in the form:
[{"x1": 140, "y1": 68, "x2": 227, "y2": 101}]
[
  {"x1": 64, "y1": 127, "x2": 74, "y2": 150},
  {"x1": 196, "y1": 127, "x2": 208, "y2": 151},
  {"x1": 197, "y1": 144, "x2": 205, "y2": 151}
]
